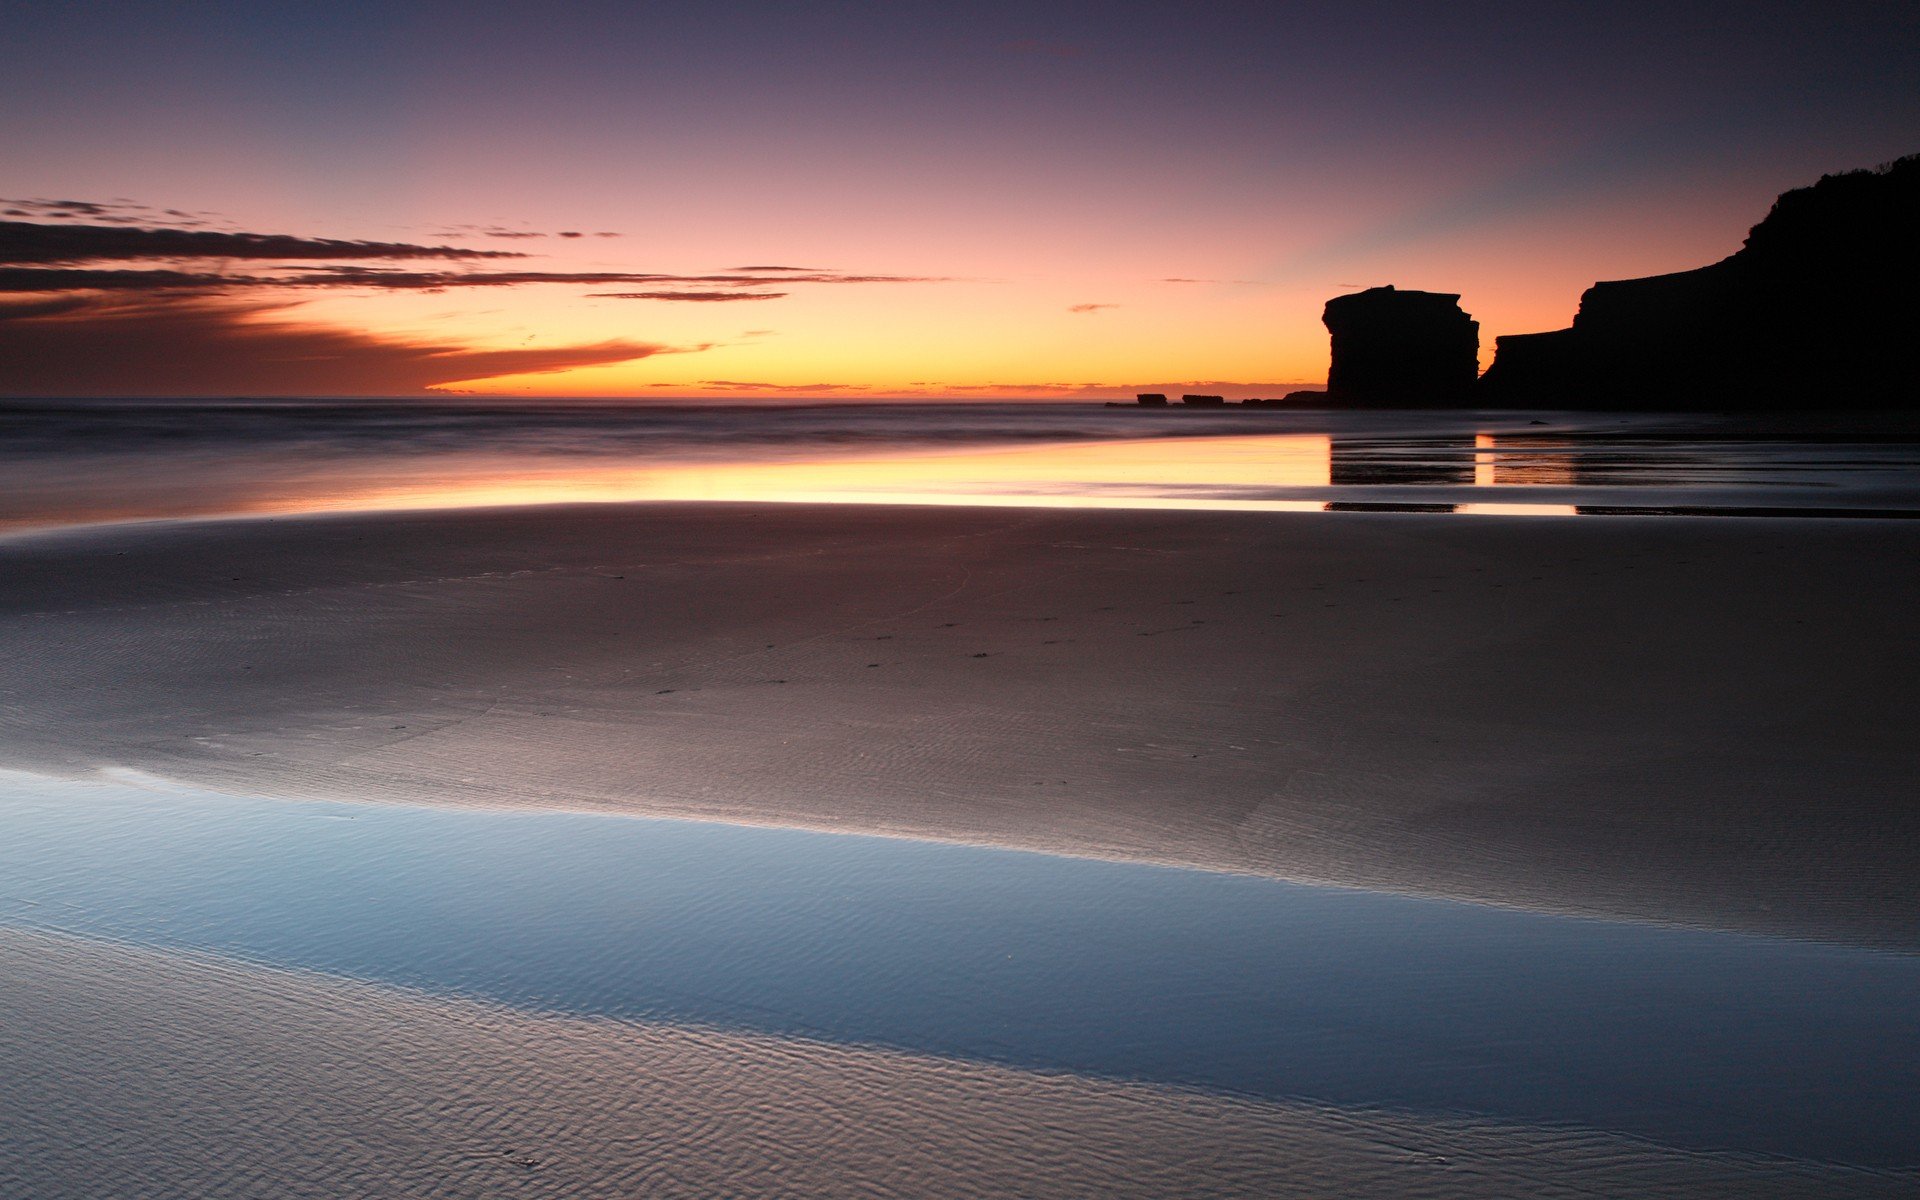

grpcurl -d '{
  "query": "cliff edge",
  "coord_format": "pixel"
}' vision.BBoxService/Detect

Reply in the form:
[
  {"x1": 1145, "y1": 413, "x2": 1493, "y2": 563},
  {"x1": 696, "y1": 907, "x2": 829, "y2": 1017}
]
[{"x1": 1477, "y1": 154, "x2": 1920, "y2": 409}]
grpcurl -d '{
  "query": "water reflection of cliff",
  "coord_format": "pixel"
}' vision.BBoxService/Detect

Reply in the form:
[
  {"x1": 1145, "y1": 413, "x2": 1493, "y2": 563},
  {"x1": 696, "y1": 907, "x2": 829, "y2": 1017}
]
[
  {"x1": 1328, "y1": 437, "x2": 1476, "y2": 486},
  {"x1": 1330, "y1": 433, "x2": 1715, "y2": 489},
  {"x1": 1473, "y1": 434, "x2": 1579, "y2": 486},
  {"x1": 1329, "y1": 434, "x2": 1588, "y2": 487}
]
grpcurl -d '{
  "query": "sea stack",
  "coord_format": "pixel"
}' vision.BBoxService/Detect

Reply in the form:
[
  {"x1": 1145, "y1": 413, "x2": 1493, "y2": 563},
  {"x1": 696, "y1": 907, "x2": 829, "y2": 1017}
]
[{"x1": 1322, "y1": 286, "x2": 1479, "y2": 406}]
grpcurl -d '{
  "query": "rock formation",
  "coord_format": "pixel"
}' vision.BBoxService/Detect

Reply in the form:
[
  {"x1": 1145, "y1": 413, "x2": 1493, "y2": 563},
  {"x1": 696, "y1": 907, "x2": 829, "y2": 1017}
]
[
  {"x1": 1479, "y1": 154, "x2": 1920, "y2": 409},
  {"x1": 1241, "y1": 391, "x2": 1328, "y2": 407},
  {"x1": 1180, "y1": 394, "x2": 1226, "y2": 406},
  {"x1": 1322, "y1": 286, "x2": 1479, "y2": 406},
  {"x1": 1135, "y1": 393, "x2": 1169, "y2": 406}
]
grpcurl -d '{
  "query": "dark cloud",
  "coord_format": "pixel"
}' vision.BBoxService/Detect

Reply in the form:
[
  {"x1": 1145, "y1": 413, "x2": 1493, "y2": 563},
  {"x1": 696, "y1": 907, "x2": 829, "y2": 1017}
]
[
  {"x1": 0, "y1": 295, "x2": 684, "y2": 397},
  {"x1": 594, "y1": 291, "x2": 787, "y2": 302},
  {"x1": 292, "y1": 269, "x2": 939, "y2": 290},
  {"x1": 0, "y1": 267, "x2": 238, "y2": 292},
  {"x1": 430, "y1": 224, "x2": 616, "y2": 241},
  {"x1": 282, "y1": 268, "x2": 676, "y2": 290},
  {"x1": 0, "y1": 295, "x2": 95, "y2": 321},
  {"x1": 1, "y1": 198, "x2": 226, "y2": 228},
  {"x1": 1068, "y1": 302, "x2": 1116, "y2": 313},
  {"x1": 0, "y1": 263, "x2": 946, "y2": 294},
  {"x1": 0, "y1": 220, "x2": 521, "y2": 266},
  {"x1": 0, "y1": 198, "x2": 936, "y2": 294}
]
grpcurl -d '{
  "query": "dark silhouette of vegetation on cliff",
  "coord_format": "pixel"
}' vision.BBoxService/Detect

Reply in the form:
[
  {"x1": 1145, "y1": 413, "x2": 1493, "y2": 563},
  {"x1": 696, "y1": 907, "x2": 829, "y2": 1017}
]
[{"x1": 1476, "y1": 154, "x2": 1920, "y2": 410}]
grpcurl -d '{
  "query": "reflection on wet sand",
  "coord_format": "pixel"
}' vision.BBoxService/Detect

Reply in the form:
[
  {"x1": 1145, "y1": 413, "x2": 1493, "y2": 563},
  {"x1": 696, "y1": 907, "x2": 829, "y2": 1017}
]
[
  {"x1": 11, "y1": 927, "x2": 1906, "y2": 1200},
  {"x1": 3, "y1": 772, "x2": 1917, "y2": 1167},
  {"x1": 6, "y1": 404, "x2": 1920, "y2": 535},
  {"x1": 1474, "y1": 433, "x2": 1578, "y2": 486},
  {"x1": 1332, "y1": 436, "x2": 1476, "y2": 486}
]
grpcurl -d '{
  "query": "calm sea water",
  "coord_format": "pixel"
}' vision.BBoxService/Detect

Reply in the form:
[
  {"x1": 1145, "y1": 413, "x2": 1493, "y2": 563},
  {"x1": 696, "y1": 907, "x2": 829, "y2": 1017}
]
[
  {"x1": 5, "y1": 399, "x2": 1920, "y2": 531},
  {"x1": 2, "y1": 771, "x2": 1916, "y2": 1168}
]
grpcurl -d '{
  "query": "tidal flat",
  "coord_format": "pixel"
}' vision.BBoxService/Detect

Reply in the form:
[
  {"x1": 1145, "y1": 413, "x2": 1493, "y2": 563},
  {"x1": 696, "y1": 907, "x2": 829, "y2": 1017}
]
[{"x1": 1, "y1": 407, "x2": 1916, "y2": 1196}]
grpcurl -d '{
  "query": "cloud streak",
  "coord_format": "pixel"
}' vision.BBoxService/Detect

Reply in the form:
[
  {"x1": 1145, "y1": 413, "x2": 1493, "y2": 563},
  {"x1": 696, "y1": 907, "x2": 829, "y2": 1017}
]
[
  {"x1": 0, "y1": 215, "x2": 947, "y2": 306},
  {"x1": 0, "y1": 295, "x2": 684, "y2": 396},
  {"x1": 1, "y1": 198, "x2": 226, "y2": 228},
  {"x1": 432, "y1": 225, "x2": 623, "y2": 241},
  {"x1": 0, "y1": 261, "x2": 946, "y2": 295},
  {"x1": 595, "y1": 291, "x2": 788, "y2": 302},
  {"x1": 0, "y1": 206, "x2": 948, "y2": 395},
  {"x1": 0, "y1": 220, "x2": 519, "y2": 266},
  {"x1": 294, "y1": 269, "x2": 936, "y2": 291}
]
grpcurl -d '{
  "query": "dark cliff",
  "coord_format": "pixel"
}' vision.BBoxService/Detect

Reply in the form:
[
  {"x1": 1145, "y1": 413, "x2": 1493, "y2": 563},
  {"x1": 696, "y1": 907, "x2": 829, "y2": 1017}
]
[
  {"x1": 1322, "y1": 286, "x2": 1479, "y2": 406},
  {"x1": 1479, "y1": 154, "x2": 1920, "y2": 409}
]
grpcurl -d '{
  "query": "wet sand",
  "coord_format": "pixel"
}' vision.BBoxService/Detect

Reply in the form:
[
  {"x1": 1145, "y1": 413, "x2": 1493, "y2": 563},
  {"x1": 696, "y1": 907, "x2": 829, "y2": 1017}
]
[
  {"x1": 1, "y1": 501, "x2": 1915, "y2": 948},
  {"x1": 2, "y1": 927, "x2": 1910, "y2": 1199}
]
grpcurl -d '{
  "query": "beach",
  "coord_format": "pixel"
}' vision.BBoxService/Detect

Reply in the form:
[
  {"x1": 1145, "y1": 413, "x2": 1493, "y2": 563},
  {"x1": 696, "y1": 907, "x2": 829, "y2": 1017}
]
[
  {"x1": 4, "y1": 499, "x2": 1915, "y2": 949},
  {"x1": 4, "y1": 495, "x2": 1920, "y2": 1196},
  {"x1": 13, "y1": 925, "x2": 1914, "y2": 1199},
  {"x1": 5, "y1": 406, "x2": 1920, "y2": 1196}
]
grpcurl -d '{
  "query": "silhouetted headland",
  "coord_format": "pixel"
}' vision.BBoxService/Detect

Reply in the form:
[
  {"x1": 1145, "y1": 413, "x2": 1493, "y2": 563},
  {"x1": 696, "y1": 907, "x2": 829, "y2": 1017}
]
[
  {"x1": 1112, "y1": 154, "x2": 1919, "y2": 413},
  {"x1": 1477, "y1": 153, "x2": 1920, "y2": 410}
]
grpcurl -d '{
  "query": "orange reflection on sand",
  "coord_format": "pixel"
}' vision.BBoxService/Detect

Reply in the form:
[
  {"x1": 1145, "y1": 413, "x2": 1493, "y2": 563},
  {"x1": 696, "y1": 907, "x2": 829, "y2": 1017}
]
[
  {"x1": 4, "y1": 432, "x2": 1599, "y2": 535},
  {"x1": 1453, "y1": 502, "x2": 1581, "y2": 517},
  {"x1": 305, "y1": 434, "x2": 1337, "y2": 515},
  {"x1": 1475, "y1": 432, "x2": 1580, "y2": 487}
]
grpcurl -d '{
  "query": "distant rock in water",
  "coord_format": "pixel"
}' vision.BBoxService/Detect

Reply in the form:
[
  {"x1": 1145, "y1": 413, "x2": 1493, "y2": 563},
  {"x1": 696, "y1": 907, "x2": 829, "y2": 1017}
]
[
  {"x1": 1135, "y1": 393, "x2": 1169, "y2": 406},
  {"x1": 1241, "y1": 390, "x2": 1329, "y2": 408},
  {"x1": 1322, "y1": 287, "x2": 1479, "y2": 406},
  {"x1": 1480, "y1": 154, "x2": 1920, "y2": 409},
  {"x1": 1180, "y1": 394, "x2": 1226, "y2": 406}
]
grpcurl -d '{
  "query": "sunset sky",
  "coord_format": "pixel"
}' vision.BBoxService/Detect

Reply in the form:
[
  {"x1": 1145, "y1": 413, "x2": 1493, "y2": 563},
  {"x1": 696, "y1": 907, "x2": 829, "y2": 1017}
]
[{"x1": 3, "y1": 1, "x2": 1916, "y2": 399}]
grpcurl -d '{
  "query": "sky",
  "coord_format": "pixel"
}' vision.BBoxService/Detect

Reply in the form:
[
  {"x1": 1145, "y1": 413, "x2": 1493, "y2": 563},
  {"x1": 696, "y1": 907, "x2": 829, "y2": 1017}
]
[{"x1": 2, "y1": 0, "x2": 1916, "y2": 399}]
